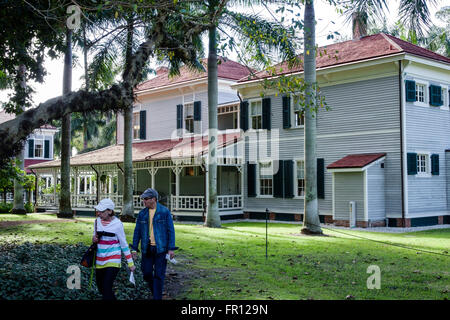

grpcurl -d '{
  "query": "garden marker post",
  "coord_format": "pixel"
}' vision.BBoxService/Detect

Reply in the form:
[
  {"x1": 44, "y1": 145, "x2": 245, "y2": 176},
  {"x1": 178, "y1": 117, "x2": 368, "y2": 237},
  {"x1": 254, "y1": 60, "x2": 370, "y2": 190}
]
[{"x1": 265, "y1": 208, "x2": 268, "y2": 260}]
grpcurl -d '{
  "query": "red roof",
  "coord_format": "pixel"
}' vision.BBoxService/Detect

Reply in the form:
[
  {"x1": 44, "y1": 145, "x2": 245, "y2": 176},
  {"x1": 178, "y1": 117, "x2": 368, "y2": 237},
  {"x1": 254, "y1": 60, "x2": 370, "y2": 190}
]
[
  {"x1": 239, "y1": 33, "x2": 450, "y2": 82},
  {"x1": 24, "y1": 159, "x2": 53, "y2": 173},
  {"x1": 27, "y1": 132, "x2": 241, "y2": 169},
  {"x1": 327, "y1": 153, "x2": 386, "y2": 169},
  {"x1": 136, "y1": 58, "x2": 252, "y2": 92}
]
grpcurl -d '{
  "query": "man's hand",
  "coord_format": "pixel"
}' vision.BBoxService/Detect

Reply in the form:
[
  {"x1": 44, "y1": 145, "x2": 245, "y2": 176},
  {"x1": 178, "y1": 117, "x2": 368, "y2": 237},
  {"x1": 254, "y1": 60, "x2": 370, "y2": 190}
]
[
  {"x1": 92, "y1": 235, "x2": 99, "y2": 244},
  {"x1": 168, "y1": 250, "x2": 175, "y2": 259},
  {"x1": 129, "y1": 265, "x2": 136, "y2": 272},
  {"x1": 132, "y1": 251, "x2": 138, "y2": 260}
]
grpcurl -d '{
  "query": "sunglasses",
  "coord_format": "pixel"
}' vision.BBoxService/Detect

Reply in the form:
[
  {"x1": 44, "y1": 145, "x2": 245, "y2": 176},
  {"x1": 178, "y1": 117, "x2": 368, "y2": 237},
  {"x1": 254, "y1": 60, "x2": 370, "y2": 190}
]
[{"x1": 143, "y1": 197, "x2": 151, "y2": 201}]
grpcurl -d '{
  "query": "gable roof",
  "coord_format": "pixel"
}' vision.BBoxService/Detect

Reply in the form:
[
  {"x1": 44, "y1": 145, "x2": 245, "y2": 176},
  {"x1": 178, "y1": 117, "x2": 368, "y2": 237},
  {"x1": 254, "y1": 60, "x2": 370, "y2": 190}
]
[
  {"x1": 136, "y1": 57, "x2": 252, "y2": 92},
  {"x1": 27, "y1": 132, "x2": 241, "y2": 170},
  {"x1": 238, "y1": 33, "x2": 450, "y2": 82},
  {"x1": 327, "y1": 153, "x2": 386, "y2": 170}
]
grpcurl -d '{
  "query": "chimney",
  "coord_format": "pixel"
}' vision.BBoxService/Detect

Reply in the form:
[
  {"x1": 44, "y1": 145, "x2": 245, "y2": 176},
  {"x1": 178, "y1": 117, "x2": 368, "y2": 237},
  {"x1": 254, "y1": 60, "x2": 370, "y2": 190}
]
[
  {"x1": 352, "y1": 11, "x2": 368, "y2": 40},
  {"x1": 155, "y1": 66, "x2": 168, "y2": 76}
]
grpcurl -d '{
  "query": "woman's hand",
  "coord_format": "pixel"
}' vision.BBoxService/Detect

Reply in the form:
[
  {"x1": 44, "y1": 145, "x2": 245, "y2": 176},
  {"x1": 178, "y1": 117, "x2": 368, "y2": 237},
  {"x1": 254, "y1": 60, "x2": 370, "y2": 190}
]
[
  {"x1": 92, "y1": 235, "x2": 99, "y2": 244},
  {"x1": 129, "y1": 265, "x2": 136, "y2": 272}
]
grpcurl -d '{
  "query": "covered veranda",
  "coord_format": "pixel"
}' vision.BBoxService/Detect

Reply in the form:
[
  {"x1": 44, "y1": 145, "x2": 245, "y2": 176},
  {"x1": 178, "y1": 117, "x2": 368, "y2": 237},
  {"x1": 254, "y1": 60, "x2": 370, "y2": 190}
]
[{"x1": 28, "y1": 133, "x2": 244, "y2": 219}]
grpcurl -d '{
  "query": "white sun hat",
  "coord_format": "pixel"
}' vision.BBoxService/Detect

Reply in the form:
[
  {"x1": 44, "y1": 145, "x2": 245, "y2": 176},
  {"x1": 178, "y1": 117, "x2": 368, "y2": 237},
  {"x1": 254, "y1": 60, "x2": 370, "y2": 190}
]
[{"x1": 94, "y1": 198, "x2": 115, "y2": 211}]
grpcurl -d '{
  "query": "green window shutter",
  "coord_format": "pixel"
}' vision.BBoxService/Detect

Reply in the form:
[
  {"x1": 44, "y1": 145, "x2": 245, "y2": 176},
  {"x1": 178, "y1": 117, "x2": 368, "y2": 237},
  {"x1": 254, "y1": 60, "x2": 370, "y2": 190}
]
[
  {"x1": 405, "y1": 80, "x2": 416, "y2": 102},
  {"x1": 44, "y1": 140, "x2": 50, "y2": 159},
  {"x1": 262, "y1": 97, "x2": 271, "y2": 130},
  {"x1": 28, "y1": 139, "x2": 34, "y2": 158},
  {"x1": 247, "y1": 162, "x2": 256, "y2": 197},
  {"x1": 317, "y1": 158, "x2": 325, "y2": 199},
  {"x1": 240, "y1": 101, "x2": 248, "y2": 132},
  {"x1": 407, "y1": 153, "x2": 417, "y2": 175},
  {"x1": 284, "y1": 160, "x2": 294, "y2": 198},
  {"x1": 431, "y1": 154, "x2": 439, "y2": 175},
  {"x1": 429, "y1": 85, "x2": 442, "y2": 106},
  {"x1": 194, "y1": 101, "x2": 201, "y2": 121},
  {"x1": 139, "y1": 110, "x2": 146, "y2": 140},
  {"x1": 176, "y1": 104, "x2": 183, "y2": 129},
  {"x1": 282, "y1": 96, "x2": 291, "y2": 129},
  {"x1": 273, "y1": 160, "x2": 284, "y2": 198}
]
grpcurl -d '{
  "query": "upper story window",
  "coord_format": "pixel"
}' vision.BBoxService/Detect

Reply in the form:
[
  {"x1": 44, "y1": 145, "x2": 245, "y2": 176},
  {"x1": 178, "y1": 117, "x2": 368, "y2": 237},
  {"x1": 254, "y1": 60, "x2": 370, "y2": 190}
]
[
  {"x1": 133, "y1": 112, "x2": 140, "y2": 139},
  {"x1": 417, "y1": 154, "x2": 428, "y2": 174},
  {"x1": 250, "y1": 100, "x2": 262, "y2": 130},
  {"x1": 415, "y1": 83, "x2": 426, "y2": 103},
  {"x1": 184, "y1": 102, "x2": 194, "y2": 134},
  {"x1": 292, "y1": 98, "x2": 305, "y2": 127},
  {"x1": 259, "y1": 161, "x2": 273, "y2": 196},
  {"x1": 34, "y1": 139, "x2": 44, "y2": 158}
]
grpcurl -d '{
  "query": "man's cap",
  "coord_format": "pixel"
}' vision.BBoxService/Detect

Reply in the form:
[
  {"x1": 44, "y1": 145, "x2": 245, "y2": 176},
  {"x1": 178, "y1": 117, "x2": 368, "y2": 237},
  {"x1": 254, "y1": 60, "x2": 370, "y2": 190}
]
[
  {"x1": 94, "y1": 198, "x2": 115, "y2": 211},
  {"x1": 140, "y1": 188, "x2": 159, "y2": 200}
]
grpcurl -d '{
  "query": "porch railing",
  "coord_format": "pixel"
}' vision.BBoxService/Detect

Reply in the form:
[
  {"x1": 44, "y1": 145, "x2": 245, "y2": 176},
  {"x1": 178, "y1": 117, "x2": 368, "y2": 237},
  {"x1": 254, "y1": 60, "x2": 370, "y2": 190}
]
[{"x1": 171, "y1": 194, "x2": 242, "y2": 211}]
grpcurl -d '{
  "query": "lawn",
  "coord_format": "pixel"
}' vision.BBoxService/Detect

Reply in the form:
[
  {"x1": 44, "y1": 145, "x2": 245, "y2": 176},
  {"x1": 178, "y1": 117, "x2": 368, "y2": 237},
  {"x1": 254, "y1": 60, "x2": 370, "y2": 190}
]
[{"x1": 0, "y1": 213, "x2": 448, "y2": 300}]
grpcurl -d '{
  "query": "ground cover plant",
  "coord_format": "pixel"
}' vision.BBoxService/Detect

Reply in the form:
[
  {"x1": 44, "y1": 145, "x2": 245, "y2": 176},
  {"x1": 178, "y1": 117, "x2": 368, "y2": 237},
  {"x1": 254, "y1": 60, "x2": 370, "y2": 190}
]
[{"x1": 0, "y1": 213, "x2": 448, "y2": 300}]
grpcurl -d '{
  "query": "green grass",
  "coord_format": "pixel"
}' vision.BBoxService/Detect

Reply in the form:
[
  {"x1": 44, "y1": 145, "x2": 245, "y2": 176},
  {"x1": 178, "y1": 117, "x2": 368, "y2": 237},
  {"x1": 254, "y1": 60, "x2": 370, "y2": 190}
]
[{"x1": 0, "y1": 214, "x2": 448, "y2": 300}]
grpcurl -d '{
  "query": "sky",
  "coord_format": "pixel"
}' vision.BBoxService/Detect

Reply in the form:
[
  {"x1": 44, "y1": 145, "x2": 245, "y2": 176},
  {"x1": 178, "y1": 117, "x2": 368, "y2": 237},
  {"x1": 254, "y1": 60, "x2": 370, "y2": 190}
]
[{"x1": 0, "y1": 0, "x2": 446, "y2": 107}]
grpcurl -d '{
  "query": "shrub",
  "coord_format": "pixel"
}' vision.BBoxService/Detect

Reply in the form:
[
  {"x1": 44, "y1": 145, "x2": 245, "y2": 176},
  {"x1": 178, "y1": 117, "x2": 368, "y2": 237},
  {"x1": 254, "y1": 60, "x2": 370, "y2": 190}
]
[
  {"x1": 0, "y1": 242, "x2": 152, "y2": 300},
  {"x1": 24, "y1": 202, "x2": 34, "y2": 213},
  {"x1": 0, "y1": 202, "x2": 13, "y2": 213}
]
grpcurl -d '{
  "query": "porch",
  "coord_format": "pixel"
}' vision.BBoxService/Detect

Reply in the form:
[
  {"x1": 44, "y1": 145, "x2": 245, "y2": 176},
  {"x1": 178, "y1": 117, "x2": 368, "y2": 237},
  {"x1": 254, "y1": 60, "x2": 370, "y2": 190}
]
[{"x1": 32, "y1": 157, "x2": 244, "y2": 217}]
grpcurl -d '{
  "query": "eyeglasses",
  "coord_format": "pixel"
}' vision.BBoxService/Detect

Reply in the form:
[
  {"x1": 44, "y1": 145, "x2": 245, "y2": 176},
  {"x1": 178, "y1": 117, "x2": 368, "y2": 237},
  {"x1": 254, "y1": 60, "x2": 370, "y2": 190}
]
[{"x1": 143, "y1": 197, "x2": 151, "y2": 201}]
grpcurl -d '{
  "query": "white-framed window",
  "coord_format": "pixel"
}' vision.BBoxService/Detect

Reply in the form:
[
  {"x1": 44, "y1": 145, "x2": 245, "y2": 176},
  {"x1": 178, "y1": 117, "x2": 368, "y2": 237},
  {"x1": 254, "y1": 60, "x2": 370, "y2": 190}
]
[
  {"x1": 441, "y1": 86, "x2": 449, "y2": 110},
  {"x1": 250, "y1": 99, "x2": 262, "y2": 130},
  {"x1": 184, "y1": 102, "x2": 194, "y2": 134},
  {"x1": 415, "y1": 83, "x2": 426, "y2": 103},
  {"x1": 416, "y1": 153, "x2": 431, "y2": 176},
  {"x1": 258, "y1": 161, "x2": 273, "y2": 196},
  {"x1": 291, "y1": 96, "x2": 305, "y2": 128},
  {"x1": 133, "y1": 112, "x2": 140, "y2": 140},
  {"x1": 34, "y1": 139, "x2": 44, "y2": 158},
  {"x1": 296, "y1": 160, "x2": 305, "y2": 197},
  {"x1": 413, "y1": 80, "x2": 429, "y2": 107}
]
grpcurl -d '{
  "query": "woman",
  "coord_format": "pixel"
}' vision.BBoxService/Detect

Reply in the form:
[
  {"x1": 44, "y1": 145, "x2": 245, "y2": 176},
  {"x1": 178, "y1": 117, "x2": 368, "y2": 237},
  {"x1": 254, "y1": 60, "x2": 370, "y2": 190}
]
[{"x1": 92, "y1": 198, "x2": 135, "y2": 300}]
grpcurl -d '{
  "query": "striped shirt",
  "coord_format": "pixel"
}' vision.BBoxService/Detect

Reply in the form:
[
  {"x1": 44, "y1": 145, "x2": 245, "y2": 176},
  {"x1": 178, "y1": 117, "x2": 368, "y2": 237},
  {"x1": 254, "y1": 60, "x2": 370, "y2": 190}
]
[{"x1": 94, "y1": 217, "x2": 134, "y2": 269}]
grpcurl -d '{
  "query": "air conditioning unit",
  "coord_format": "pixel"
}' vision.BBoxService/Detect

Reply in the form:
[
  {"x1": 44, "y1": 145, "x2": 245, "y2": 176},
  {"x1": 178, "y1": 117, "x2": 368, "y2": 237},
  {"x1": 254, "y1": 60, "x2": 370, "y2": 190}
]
[{"x1": 349, "y1": 201, "x2": 356, "y2": 228}]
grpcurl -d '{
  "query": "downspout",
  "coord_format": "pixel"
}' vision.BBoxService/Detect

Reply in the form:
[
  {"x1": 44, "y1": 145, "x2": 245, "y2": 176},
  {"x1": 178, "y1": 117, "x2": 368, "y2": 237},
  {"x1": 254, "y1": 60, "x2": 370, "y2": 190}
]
[{"x1": 399, "y1": 61, "x2": 406, "y2": 228}]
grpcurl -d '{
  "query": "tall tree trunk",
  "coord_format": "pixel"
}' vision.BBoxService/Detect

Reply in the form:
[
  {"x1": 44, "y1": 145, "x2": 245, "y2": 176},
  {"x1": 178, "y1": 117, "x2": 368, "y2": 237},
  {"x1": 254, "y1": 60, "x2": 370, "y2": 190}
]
[
  {"x1": 205, "y1": 1, "x2": 221, "y2": 228},
  {"x1": 301, "y1": 0, "x2": 322, "y2": 235},
  {"x1": 121, "y1": 17, "x2": 135, "y2": 222},
  {"x1": 12, "y1": 64, "x2": 27, "y2": 214},
  {"x1": 58, "y1": 29, "x2": 73, "y2": 218},
  {"x1": 83, "y1": 24, "x2": 89, "y2": 152}
]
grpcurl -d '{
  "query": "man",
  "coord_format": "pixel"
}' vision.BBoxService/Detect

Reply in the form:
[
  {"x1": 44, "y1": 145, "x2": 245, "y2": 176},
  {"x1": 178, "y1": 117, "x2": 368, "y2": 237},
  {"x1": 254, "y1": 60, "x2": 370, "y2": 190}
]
[{"x1": 130, "y1": 188, "x2": 177, "y2": 300}]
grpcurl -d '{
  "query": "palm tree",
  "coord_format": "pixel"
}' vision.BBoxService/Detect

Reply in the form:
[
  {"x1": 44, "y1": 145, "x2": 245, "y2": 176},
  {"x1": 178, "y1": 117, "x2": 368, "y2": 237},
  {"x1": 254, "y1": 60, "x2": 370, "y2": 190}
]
[
  {"x1": 58, "y1": 28, "x2": 73, "y2": 219},
  {"x1": 203, "y1": 0, "x2": 300, "y2": 228},
  {"x1": 300, "y1": 0, "x2": 322, "y2": 234}
]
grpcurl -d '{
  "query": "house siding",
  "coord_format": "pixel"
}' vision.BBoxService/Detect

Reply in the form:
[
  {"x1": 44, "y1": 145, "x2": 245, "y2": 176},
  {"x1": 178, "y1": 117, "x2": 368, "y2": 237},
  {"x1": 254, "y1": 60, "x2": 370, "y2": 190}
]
[
  {"x1": 117, "y1": 87, "x2": 239, "y2": 144},
  {"x1": 405, "y1": 93, "x2": 450, "y2": 216},
  {"x1": 242, "y1": 76, "x2": 401, "y2": 217},
  {"x1": 366, "y1": 160, "x2": 386, "y2": 221},
  {"x1": 334, "y1": 172, "x2": 365, "y2": 221}
]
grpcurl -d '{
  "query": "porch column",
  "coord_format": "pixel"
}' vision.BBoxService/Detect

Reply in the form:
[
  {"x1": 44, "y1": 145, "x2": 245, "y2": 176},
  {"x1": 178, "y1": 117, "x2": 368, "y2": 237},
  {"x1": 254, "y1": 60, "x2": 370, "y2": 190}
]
[
  {"x1": 147, "y1": 162, "x2": 158, "y2": 189},
  {"x1": 74, "y1": 168, "x2": 78, "y2": 207},
  {"x1": 238, "y1": 163, "x2": 244, "y2": 209},
  {"x1": 172, "y1": 166, "x2": 182, "y2": 211},
  {"x1": 52, "y1": 168, "x2": 57, "y2": 207}
]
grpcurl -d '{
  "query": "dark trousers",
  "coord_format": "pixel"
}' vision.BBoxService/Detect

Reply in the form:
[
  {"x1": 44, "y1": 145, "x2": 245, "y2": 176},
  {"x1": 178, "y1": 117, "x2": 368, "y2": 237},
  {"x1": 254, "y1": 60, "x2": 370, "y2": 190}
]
[
  {"x1": 95, "y1": 267, "x2": 120, "y2": 300},
  {"x1": 141, "y1": 246, "x2": 167, "y2": 300}
]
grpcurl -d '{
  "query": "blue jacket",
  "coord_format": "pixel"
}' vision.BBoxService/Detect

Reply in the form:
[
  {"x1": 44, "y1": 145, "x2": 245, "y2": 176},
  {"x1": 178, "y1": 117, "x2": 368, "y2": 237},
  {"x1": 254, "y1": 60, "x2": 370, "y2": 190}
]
[{"x1": 130, "y1": 202, "x2": 177, "y2": 255}]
